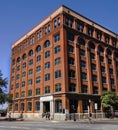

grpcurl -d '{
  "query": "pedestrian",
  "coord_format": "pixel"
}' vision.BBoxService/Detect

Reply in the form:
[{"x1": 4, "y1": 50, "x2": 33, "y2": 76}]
[
  {"x1": 47, "y1": 112, "x2": 50, "y2": 120},
  {"x1": 88, "y1": 112, "x2": 93, "y2": 123},
  {"x1": 8, "y1": 112, "x2": 11, "y2": 121}
]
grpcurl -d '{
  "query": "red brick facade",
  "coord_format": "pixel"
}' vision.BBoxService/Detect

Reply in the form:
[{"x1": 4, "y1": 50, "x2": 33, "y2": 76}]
[{"x1": 9, "y1": 5, "x2": 118, "y2": 119}]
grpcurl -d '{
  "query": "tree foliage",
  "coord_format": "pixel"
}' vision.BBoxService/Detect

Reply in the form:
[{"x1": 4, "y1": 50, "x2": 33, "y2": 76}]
[
  {"x1": 0, "y1": 70, "x2": 12, "y2": 105},
  {"x1": 101, "y1": 91, "x2": 118, "y2": 110}
]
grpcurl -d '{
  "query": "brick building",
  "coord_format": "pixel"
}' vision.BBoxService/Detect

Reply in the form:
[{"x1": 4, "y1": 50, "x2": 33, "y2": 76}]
[{"x1": 9, "y1": 5, "x2": 118, "y2": 120}]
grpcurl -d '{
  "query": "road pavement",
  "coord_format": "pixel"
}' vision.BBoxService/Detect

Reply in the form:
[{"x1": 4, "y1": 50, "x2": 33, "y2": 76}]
[{"x1": 0, "y1": 118, "x2": 118, "y2": 130}]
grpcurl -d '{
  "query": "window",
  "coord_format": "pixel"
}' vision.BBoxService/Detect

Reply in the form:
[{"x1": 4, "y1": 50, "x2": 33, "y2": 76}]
[
  {"x1": 101, "y1": 66, "x2": 105, "y2": 73},
  {"x1": 111, "y1": 79, "x2": 114, "y2": 85},
  {"x1": 44, "y1": 40, "x2": 50, "y2": 48},
  {"x1": 17, "y1": 65, "x2": 20, "y2": 71},
  {"x1": 58, "y1": 17, "x2": 60, "y2": 26},
  {"x1": 22, "y1": 72, "x2": 26, "y2": 78},
  {"x1": 108, "y1": 59, "x2": 112, "y2": 65},
  {"x1": 90, "y1": 53, "x2": 95, "y2": 59},
  {"x1": 68, "y1": 57, "x2": 74, "y2": 65},
  {"x1": 21, "y1": 91, "x2": 25, "y2": 97},
  {"x1": 29, "y1": 69, "x2": 33, "y2": 75},
  {"x1": 55, "y1": 70, "x2": 61, "y2": 78},
  {"x1": 22, "y1": 62, "x2": 26, "y2": 68},
  {"x1": 16, "y1": 74, "x2": 20, "y2": 80},
  {"x1": 82, "y1": 85, "x2": 88, "y2": 93},
  {"x1": 22, "y1": 54, "x2": 27, "y2": 60},
  {"x1": 96, "y1": 32, "x2": 102, "y2": 40},
  {"x1": 80, "y1": 49, "x2": 85, "y2": 56},
  {"x1": 22, "y1": 81, "x2": 25, "y2": 87},
  {"x1": 15, "y1": 92, "x2": 19, "y2": 98},
  {"x1": 36, "y1": 66, "x2": 41, "y2": 73},
  {"x1": 29, "y1": 59, "x2": 33, "y2": 65},
  {"x1": 67, "y1": 33, "x2": 74, "y2": 41},
  {"x1": 91, "y1": 64, "x2": 96, "y2": 70},
  {"x1": 36, "y1": 88, "x2": 40, "y2": 95},
  {"x1": 28, "y1": 90, "x2": 32, "y2": 96},
  {"x1": 24, "y1": 41, "x2": 28, "y2": 48},
  {"x1": 92, "y1": 75, "x2": 97, "y2": 82},
  {"x1": 89, "y1": 42, "x2": 95, "y2": 50},
  {"x1": 17, "y1": 57, "x2": 21, "y2": 63},
  {"x1": 45, "y1": 51, "x2": 50, "y2": 58},
  {"x1": 45, "y1": 86, "x2": 50, "y2": 93},
  {"x1": 28, "y1": 79, "x2": 33, "y2": 86},
  {"x1": 100, "y1": 56, "x2": 104, "y2": 62},
  {"x1": 55, "y1": 57, "x2": 61, "y2": 66},
  {"x1": 54, "y1": 34, "x2": 60, "y2": 42},
  {"x1": 81, "y1": 73, "x2": 87, "y2": 80},
  {"x1": 77, "y1": 22, "x2": 84, "y2": 32},
  {"x1": 116, "y1": 62, "x2": 118, "y2": 67},
  {"x1": 93, "y1": 87, "x2": 98, "y2": 94},
  {"x1": 28, "y1": 102, "x2": 32, "y2": 111},
  {"x1": 69, "y1": 83, "x2": 76, "y2": 92},
  {"x1": 88, "y1": 27, "x2": 93, "y2": 36},
  {"x1": 47, "y1": 25, "x2": 50, "y2": 33},
  {"x1": 10, "y1": 85, "x2": 14, "y2": 90},
  {"x1": 109, "y1": 68, "x2": 113, "y2": 75},
  {"x1": 54, "y1": 20, "x2": 57, "y2": 28},
  {"x1": 102, "y1": 77, "x2": 106, "y2": 84},
  {"x1": 30, "y1": 36, "x2": 34, "y2": 44},
  {"x1": 15, "y1": 104, "x2": 18, "y2": 111},
  {"x1": 55, "y1": 100, "x2": 62, "y2": 113},
  {"x1": 80, "y1": 61, "x2": 86, "y2": 68},
  {"x1": 55, "y1": 83, "x2": 61, "y2": 92},
  {"x1": 45, "y1": 62, "x2": 50, "y2": 69},
  {"x1": 36, "y1": 45, "x2": 41, "y2": 52},
  {"x1": 69, "y1": 70, "x2": 75, "y2": 78},
  {"x1": 68, "y1": 45, "x2": 74, "y2": 53},
  {"x1": 70, "y1": 19, "x2": 73, "y2": 28},
  {"x1": 45, "y1": 73, "x2": 50, "y2": 81},
  {"x1": 16, "y1": 83, "x2": 19, "y2": 89},
  {"x1": 29, "y1": 50, "x2": 33, "y2": 56},
  {"x1": 35, "y1": 101, "x2": 40, "y2": 111},
  {"x1": 65, "y1": 17, "x2": 69, "y2": 26},
  {"x1": 36, "y1": 32, "x2": 40, "y2": 41},
  {"x1": 78, "y1": 38, "x2": 85, "y2": 46},
  {"x1": 107, "y1": 49, "x2": 111, "y2": 56},
  {"x1": 36, "y1": 77, "x2": 40, "y2": 84},
  {"x1": 98, "y1": 46, "x2": 104, "y2": 53},
  {"x1": 36, "y1": 55, "x2": 41, "y2": 62},
  {"x1": 83, "y1": 100, "x2": 88, "y2": 110},
  {"x1": 21, "y1": 103, "x2": 24, "y2": 111},
  {"x1": 54, "y1": 45, "x2": 60, "y2": 54}
]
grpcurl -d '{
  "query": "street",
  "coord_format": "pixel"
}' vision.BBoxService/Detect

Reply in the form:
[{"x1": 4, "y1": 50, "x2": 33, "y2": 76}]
[{"x1": 0, "y1": 120, "x2": 118, "y2": 130}]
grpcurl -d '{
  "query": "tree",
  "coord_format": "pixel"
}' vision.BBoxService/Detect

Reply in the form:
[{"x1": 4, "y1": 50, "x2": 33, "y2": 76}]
[
  {"x1": 101, "y1": 91, "x2": 118, "y2": 111},
  {"x1": 0, "y1": 70, "x2": 13, "y2": 107},
  {"x1": 0, "y1": 70, "x2": 8, "y2": 105}
]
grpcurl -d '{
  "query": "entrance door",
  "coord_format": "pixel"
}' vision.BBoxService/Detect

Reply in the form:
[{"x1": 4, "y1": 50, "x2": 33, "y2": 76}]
[{"x1": 43, "y1": 101, "x2": 50, "y2": 112}]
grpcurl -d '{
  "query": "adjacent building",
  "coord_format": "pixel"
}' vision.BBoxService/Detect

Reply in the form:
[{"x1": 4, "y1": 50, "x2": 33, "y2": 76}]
[{"x1": 9, "y1": 5, "x2": 118, "y2": 120}]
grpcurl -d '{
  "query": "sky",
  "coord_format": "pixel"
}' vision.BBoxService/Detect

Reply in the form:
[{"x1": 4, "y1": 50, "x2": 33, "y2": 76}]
[{"x1": 0, "y1": 0, "x2": 118, "y2": 93}]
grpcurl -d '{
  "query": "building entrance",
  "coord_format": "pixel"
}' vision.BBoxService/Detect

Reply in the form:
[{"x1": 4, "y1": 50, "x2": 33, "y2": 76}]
[{"x1": 43, "y1": 101, "x2": 50, "y2": 112}]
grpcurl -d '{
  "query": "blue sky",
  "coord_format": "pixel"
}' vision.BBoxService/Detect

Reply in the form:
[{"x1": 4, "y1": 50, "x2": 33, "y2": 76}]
[{"x1": 0, "y1": 0, "x2": 118, "y2": 91}]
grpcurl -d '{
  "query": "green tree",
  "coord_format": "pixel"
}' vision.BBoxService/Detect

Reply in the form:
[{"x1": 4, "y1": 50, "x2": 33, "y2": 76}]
[
  {"x1": 0, "y1": 70, "x2": 8, "y2": 105},
  {"x1": 0, "y1": 70, "x2": 13, "y2": 107},
  {"x1": 101, "y1": 91, "x2": 118, "y2": 111}
]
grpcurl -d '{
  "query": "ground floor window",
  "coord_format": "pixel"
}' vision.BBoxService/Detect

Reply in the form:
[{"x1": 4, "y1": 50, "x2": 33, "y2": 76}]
[
  {"x1": 55, "y1": 100, "x2": 62, "y2": 113},
  {"x1": 21, "y1": 103, "x2": 24, "y2": 111},
  {"x1": 28, "y1": 102, "x2": 32, "y2": 111},
  {"x1": 83, "y1": 100, "x2": 88, "y2": 111},
  {"x1": 14, "y1": 103, "x2": 18, "y2": 111},
  {"x1": 35, "y1": 101, "x2": 40, "y2": 111}
]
